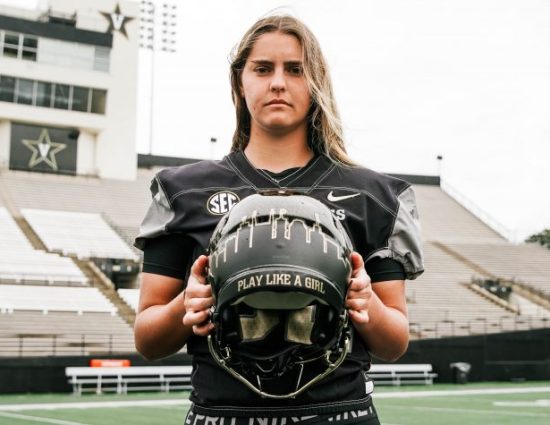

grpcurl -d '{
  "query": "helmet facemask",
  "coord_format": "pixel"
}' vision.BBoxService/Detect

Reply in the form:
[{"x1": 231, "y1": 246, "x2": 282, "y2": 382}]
[{"x1": 207, "y1": 193, "x2": 353, "y2": 399}]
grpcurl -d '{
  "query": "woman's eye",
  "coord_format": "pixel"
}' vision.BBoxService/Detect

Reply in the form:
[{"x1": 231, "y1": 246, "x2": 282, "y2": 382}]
[
  {"x1": 288, "y1": 66, "x2": 303, "y2": 76},
  {"x1": 255, "y1": 66, "x2": 270, "y2": 74}
]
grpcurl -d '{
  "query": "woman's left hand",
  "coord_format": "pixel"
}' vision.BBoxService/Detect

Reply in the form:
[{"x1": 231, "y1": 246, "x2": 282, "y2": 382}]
[{"x1": 346, "y1": 252, "x2": 373, "y2": 325}]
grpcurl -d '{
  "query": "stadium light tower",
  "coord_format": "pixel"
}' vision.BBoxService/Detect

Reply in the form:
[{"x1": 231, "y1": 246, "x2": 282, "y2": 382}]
[{"x1": 139, "y1": 0, "x2": 178, "y2": 156}]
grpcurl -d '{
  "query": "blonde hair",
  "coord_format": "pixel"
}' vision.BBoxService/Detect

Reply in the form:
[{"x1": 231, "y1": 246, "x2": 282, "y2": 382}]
[{"x1": 229, "y1": 15, "x2": 354, "y2": 166}]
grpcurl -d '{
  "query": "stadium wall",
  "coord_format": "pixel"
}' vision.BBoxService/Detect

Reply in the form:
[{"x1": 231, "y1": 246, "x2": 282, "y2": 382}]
[
  {"x1": 398, "y1": 328, "x2": 550, "y2": 383},
  {"x1": 0, "y1": 353, "x2": 190, "y2": 394},
  {"x1": 2, "y1": 329, "x2": 549, "y2": 393}
]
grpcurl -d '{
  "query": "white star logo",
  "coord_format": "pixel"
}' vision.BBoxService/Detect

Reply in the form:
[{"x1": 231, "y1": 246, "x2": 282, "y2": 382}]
[{"x1": 21, "y1": 129, "x2": 67, "y2": 171}]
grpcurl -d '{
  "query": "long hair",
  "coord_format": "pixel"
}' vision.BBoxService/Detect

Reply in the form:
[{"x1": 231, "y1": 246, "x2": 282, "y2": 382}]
[{"x1": 229, "y1": 15, "x2": 354, "y2": 166}]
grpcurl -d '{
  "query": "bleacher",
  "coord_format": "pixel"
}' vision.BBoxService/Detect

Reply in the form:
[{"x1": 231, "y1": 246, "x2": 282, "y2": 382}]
[
  {"x1": 0, "y1": 168, "x2": 155, "y2": 242},
  {"x1": 22, "y1": 209, "x2": 139, "y2": 261},
  {"x1": 0, "y1": 284, "x2": 136, "y2": 356},
  {"x1": 0, "y1": 168, "x2": 549, "y2": 356},
  {"x1": 0, "y1": 208, "x2": 87, "y2": 286},
  {"x1": 407, "y1": 242, "x2": 516, "y2": 338},
  {"x1": 413, "y1": 184, "x2": 505, "y2": 244},
  {"x1": 0, "y1": 311, "x2": 134, "y2": 356},
  {"x1": 0, "y1": 285, "x2": 116, "y2": 314},
  {"x1": 443, "y1": 242, "x2": 550, "y2": 297},
  {"x1": 409, "y1": 184, "x2": 550, "y2": 338}
]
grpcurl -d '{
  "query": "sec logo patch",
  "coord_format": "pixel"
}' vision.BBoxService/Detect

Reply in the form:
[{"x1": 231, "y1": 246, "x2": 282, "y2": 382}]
[{"x1": 207, "y1": 191, "x2": 240, "y2": 215}]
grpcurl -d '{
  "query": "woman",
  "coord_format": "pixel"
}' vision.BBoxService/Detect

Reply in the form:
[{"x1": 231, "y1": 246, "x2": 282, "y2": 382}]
[{"x1": 135, "y1": 14, "x2": 423, "y2": 424}]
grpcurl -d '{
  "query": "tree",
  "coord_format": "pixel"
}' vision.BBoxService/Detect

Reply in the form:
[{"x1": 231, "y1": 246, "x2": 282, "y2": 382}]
[{"x1": 526, "y1": 229, "x2": 550, "y2": 249}]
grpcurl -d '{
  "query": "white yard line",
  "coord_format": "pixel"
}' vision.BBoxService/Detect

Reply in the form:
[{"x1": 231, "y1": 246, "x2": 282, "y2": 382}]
[
  {"x1": 493, "y1": 399, "x2": 550, "y2": 407},
  {"x1": 373, "y1": 386, "x2": 550, "y2": 399},
  {"x1": 387, "y1": 404, "x2": 550, "y2": 418},
  {"x1": 0, "y1": 399, "x2": 191, "y2": 412},
  {"x1": 0, "y1": 411, "x2": 90, "y2": 425},
  {"x1": 0, "y1": 386, "x2": 548, "y2": 414}
]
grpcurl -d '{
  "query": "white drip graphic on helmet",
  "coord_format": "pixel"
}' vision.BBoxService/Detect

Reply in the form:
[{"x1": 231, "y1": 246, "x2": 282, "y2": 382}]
[{"x1": 211, "y1": 208, "x2": 347, "y2": 268}]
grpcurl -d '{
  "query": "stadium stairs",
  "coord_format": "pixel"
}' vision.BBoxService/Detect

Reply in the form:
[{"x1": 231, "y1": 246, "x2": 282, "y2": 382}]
[
  {"x1": 434, "y1": 242, "x2": 550, "y2": 314},
  {"x1": 72, "y1": 258, "x2": 136, "y2": 327},
  {"x1": 16, "y1": 215, "x2": 136, "y2": 327},
  {"x1": 433, "y1": 242, "x2": 520, "y2": 313},
  {"x1": 0, "y1": 178, "x2": 137, "y2": 328}
]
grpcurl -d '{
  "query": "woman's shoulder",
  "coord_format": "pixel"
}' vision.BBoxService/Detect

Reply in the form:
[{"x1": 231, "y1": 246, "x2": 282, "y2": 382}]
[
  {"x1": 332, "y1": 161, "x2": 412, "y2": 197},
  {"x1": 154, "y1": 157, "x2": 235, "y2": 194}
]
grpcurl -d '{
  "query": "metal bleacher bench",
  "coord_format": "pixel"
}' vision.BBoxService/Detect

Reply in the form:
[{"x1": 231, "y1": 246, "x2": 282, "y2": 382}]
[
  {"x1": 65, "y1": 366, "x2": 192, "y2": 395},
  {"x1": 368, "y1": 363, "x2": 437, "y2": 386}
]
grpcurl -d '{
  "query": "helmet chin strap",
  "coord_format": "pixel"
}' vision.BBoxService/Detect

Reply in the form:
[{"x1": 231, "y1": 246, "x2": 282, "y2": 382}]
[{"x1": 207, "y1": 325, "x2": 351, "y2": 400}]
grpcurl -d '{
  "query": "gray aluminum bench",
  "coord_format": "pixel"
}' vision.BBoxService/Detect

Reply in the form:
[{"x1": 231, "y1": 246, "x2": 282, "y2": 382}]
[
  {"x1": 368, "y1": 364, "x2": 437, "y2": 385},
  {"x1": 65, "y1": 365, "x2": 192, "y2": 395}
]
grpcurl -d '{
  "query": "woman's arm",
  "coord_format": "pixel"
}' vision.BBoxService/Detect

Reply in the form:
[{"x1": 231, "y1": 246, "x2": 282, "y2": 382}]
[
  {"x1": 134, "y1": 256, "x2": 212, "y2": 360},
  {"x1": 134, "y1": 272, "x2": 189, "y2": 360},
  {"x1": 346, "y1": 252, "x2": 409, "y2": 362}
]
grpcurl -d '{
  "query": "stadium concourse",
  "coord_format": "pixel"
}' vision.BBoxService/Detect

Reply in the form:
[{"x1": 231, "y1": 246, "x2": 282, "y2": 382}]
[{"x1": 1, "y1": 165, "x2": 550, "y2": 360}]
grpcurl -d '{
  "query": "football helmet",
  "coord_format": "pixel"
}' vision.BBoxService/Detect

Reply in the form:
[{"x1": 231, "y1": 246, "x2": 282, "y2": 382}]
[{"x1": 207, "y1": 192, "x2": 353, "y2": 399}]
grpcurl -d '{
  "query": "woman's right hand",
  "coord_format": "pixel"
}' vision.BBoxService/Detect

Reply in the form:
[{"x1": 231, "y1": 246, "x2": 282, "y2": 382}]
[{"x1": 182, "y1": 255, "x2": 215, "y2": 336}]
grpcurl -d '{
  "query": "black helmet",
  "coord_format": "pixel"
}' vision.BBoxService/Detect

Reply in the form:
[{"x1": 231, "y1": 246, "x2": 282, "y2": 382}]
[{"x1": 207, "y1": 192, "x2": 353, "y2": 399}]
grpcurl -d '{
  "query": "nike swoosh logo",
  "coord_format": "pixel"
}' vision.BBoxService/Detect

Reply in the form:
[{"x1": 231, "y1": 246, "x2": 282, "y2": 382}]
[{"x1": 327, "y1": 191, "x2": 360, "y2": 202}]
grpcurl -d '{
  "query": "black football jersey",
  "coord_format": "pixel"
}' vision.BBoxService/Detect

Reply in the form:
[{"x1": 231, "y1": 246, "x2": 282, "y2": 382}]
[{"x1": 135, "y1": 150, "x2": 424, "y2": 413}]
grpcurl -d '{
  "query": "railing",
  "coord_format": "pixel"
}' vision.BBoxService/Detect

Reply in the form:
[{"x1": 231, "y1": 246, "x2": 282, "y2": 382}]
[
  {"x1": 441, "y1": 179, "x2": 519, "y2": 243},
  {"x1": 0, "y1": 333, "x2": 135, "y2": 357}
]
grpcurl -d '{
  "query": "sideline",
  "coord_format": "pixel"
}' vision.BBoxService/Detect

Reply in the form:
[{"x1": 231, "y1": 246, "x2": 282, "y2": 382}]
[
  {"x1": 373, "y1": 386, "x2": 550, "y2": 399},
  {"x1": 0, "y1": 411, "x2": 90, "y2": 425},
  {"x1": 0, "y1": 386, "x2": 549, "y2": 411},
  {"x1": 386, "y1": 404, "x2": 550, "y2": 419},
  {"x1": 0, "y1": 399, "x2": 192, "y2": 412}
]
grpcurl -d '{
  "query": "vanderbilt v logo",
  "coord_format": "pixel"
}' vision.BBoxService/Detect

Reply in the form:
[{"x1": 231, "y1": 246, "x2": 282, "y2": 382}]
[
  {"x1": 111, "y1": 13, "x2": 125, "y2": 30},
  {"x1": 101, "y1": 3, "x2": 134, "y2": 39}
]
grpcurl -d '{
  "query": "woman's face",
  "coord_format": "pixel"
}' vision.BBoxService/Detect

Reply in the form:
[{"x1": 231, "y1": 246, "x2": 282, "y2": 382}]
[{"x1": 240, "y1": 31, "x2": 311, "y2": 137}]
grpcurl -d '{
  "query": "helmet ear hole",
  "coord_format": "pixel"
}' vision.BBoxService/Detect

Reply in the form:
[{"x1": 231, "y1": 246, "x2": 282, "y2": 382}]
[
  {"x1": 310, "y1": 305, "x2": 337, "y2": 345},
  {"x1": 219, "y1": 306, "x2": 241, "y2": 344}
]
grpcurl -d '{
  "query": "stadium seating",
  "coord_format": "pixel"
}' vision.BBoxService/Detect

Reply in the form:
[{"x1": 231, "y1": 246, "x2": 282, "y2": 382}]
[
  {"x1": 0, "y1": 285, "x2": 116, "y2": 314},
  {"x1": 0, "y1": 168, "x2": 155, "y2": 242},
  {"x1": 407, "y1": 242, "x2": 517, "y2": 338},
  {"x1": 0, "y1": 208, "x2": 87, "y2": 285},
  {"x1": 21, "y1": 209, "x2": 139, "y2": 261},
  {"x1": 0, "y1": 169, "x2": 549, "y2": 355},
  {"x1": 443, "y1": 242, "x2": 550, "y2": 297},
  {"x1": 0, "y1": 310, "x2": 134, "y2": 356},
  {"x1": 0, "y1": 284, "x2": 134, "y2": 356},
  {"x1": 410, "y1": 184, "x2": 550, "y2": 338},
  {"x1": 413, "y1": 185, "x2": 505, "y2": 244}
]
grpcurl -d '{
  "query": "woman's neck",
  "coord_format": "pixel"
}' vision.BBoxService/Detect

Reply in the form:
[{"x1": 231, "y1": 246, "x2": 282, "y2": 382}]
[{"x1": 244, "y1": 129, "x2": 313, "y2": 173}]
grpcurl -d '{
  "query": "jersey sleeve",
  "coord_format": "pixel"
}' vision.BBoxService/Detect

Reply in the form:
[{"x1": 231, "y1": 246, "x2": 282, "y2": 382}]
[
  {"x1": 365, "y1": 257, "x2": 405, "y2": 283},
  {"x1": 141, "y1": 233, "x2": 195, "y2": 280},
  {"x1": 367, "y1": 185, "x2": 424, "y2": 280},
  {"x1": 134, "y1": 175, "x2": 174, "y2": 250}
]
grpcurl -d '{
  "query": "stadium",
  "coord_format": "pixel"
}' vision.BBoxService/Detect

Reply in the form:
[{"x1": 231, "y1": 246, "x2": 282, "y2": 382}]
[{"x1": 1, "y1": 0, "x2": 549, "y2": 424}]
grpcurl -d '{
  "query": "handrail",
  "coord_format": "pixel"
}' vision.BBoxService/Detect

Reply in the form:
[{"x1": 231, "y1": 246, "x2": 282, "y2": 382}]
[{"x1": 440, "y1": 179, "x2": 519, "y2": 243}]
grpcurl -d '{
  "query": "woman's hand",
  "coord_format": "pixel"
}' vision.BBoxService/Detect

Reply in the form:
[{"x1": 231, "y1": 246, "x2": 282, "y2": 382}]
[
  {"x1": 346, "y1": 252, "x2": 373, "y2": 325},
  {"x1": 182, "y1": 255, "x2": 215, "y2": 336}
]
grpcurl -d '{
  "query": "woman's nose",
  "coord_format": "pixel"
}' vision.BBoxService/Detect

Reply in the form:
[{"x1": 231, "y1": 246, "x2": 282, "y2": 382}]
[{"x1": 269, "y1": 68, "x2": 286, "y2": 92}]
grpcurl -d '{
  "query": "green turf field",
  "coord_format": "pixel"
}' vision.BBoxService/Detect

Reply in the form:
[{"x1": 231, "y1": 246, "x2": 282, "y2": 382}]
[{"x1": 0, "y1": 382, "x2": 548, "y2": 425}]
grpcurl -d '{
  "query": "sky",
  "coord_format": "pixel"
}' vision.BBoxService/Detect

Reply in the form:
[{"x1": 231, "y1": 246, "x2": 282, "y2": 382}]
[{"x1": 3, "y1": 0, "x2": 550, "y2": 243}]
